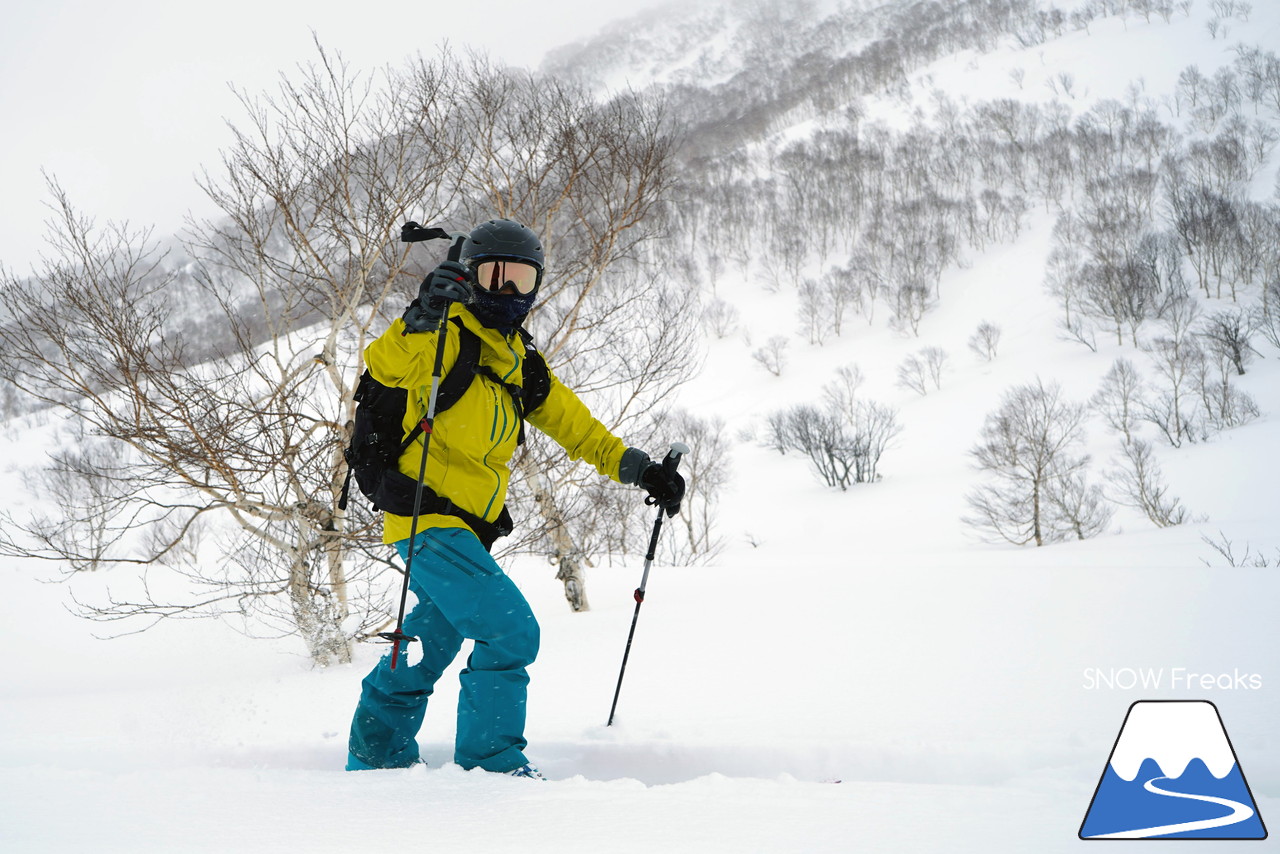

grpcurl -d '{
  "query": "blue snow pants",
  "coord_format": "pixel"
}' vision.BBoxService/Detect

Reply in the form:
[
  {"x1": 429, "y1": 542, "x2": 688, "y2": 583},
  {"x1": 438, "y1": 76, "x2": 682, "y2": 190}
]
[{"x1": 346, "y1": 527, "x2": 539, "y2": 773}]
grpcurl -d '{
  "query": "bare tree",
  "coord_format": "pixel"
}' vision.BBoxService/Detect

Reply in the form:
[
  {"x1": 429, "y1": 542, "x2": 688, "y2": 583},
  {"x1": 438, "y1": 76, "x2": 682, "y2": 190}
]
[
  {"x1": 1199, "y1": 306, "x2": 1258, "y2": 375},
  {"x1": 752, "y1": 336, "x2": 790, "y2": 376},
  {"x1": 968, "y1": 320, "x2": 1002, "y2": 361},
  {"x1": 896, "y1": 347, "x2": 946, "y2": 395},
  {"x1": 1228, "y1": 200, "x2": 1280, "y2": 295},
  {"x1": 842, "y1": 250, "x2": 884, "y2": 324},
  {"x1": 1176, "y1": 65, "x2": 1207, "y2": 116},
  {"x1": 896, "y1": 352, "x2": 930, "y2": 396},
  {"x1": 1133, "y1": 231, "x2": 1190, "y2": 318},
  {"x1": 22, "y1": 425, "x2": 145, "y2": 575},
  {"x1": 890, "y1": 280, "x2": 934, "y2": 336},
  {"x1": 848, "y1": 400, "x2": 904, "y2": 484},
  {"x1": 797, "y1": 278, "x2": 828, "y2": 345},
  {"x1": 921, "y1": 346, "x2": 949, "y2": 390},
  {"x1": 822, "y1": 363, "x2": 866, "y2": 419},
  {"x1": 1078, "y1": 259, "x2": 1137, "y2": 347},
  {"x1": 0, "y1": 183, "x2": 388, "y2": 665},
  {"x1": 1165, "y1": 173, "x2": 1242, "y2": 298},
  {"x1": 1092, "y1": 358, "x2": 1145, "y2": 443},
  {"x1": 764, "y1": 381, "x2": 902, "y2": 491},
  {"x1": 797, "y1": 274, "x2": 860, "y2": 344},
  {"x1": 1045, "y1": 239, "x2": 1099, "y2": 351},
  {"x1": 1192, "y1": 342, "x2": 1261, "y2": 432},
  {"x1": 1140, "y1": 299, "x2": 1204, "y2": 447},
  {"x1": 1258, "y1": 279, "x2": 1280, "y2": 349},
  {"x1": 768, "y1": 405, "x2": 854, "y2": 489},
  {"x1": 1200, "y1": 531, "x2": 1279, "y2": 567},
  {"x1": 702, "y1": 297, "x2": 739, "y2": 338},
  {"x1": 965, "y1": 379, "x2": 1105, "y2": 546},
  {"x1": 651, "y1": 409, "x2": 729, "y2": 564},
  {"x1": 1043, "y1": 471, "x2": 1115, "y2": 542},
  {"x1": 1108, "y1": 439, "x2": 1189, "y2": 527}
]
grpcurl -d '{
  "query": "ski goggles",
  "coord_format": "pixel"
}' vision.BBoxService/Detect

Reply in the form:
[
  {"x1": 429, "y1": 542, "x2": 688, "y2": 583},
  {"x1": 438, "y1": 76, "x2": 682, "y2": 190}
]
[{"x1": 471, "y1": 259, "x2": 542, "y2": 295}]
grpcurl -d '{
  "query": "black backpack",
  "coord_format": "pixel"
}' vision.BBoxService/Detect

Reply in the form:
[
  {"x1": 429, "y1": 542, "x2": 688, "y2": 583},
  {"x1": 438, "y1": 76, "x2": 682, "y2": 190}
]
[{"x1": 338, "y1": 317, "x2": 551, "y2": 550}]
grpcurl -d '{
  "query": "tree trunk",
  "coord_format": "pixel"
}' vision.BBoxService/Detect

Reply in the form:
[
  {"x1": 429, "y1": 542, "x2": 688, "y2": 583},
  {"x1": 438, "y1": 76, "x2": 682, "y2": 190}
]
[
  {"x1": 289, "y1": 559, "x2": 353, "y2": 666},
  {"x1": 1032, "y1": 480, "x2": 1044, "y2": 547},
  {"x1": 527, "y1": 467, "x2": 590, "y2": 612},
  {"x1": 290, "y1": 513, "x2": 353, "y2": 666}
]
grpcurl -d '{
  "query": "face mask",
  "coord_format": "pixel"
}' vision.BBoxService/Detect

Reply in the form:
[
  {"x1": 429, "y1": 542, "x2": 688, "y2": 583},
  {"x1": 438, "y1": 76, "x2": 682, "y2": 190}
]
[{"x1": 469, "y1": 287, "x2": 538, "y2": 332}]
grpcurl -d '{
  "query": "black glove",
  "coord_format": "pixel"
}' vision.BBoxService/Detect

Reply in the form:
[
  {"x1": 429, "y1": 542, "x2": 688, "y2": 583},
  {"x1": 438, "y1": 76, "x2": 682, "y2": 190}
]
[
  {"x1": 402, "y1": 261, "x2": 474, "y2": 332},
  {"x1": 638, "y1": 460, "x2": 685, "y2": 518}
]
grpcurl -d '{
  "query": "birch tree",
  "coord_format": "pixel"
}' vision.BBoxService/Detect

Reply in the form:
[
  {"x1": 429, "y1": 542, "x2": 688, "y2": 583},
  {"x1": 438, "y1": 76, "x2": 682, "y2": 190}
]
[{"x1": 965, "y1": 379, "x2": 1110, "y2": 546}]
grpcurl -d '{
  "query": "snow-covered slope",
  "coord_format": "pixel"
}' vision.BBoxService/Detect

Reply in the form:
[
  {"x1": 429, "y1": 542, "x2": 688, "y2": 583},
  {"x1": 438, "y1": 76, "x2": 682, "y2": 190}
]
[{"x1": 2, "y1": 1, "x2": 1278, "y2": 852}]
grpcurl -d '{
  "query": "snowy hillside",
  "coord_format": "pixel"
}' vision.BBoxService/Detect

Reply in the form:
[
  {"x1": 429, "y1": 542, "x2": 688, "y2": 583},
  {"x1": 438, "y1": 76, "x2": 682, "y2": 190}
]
[{"x1": 3, "y1": 1, "x2": 1279, "y2": 852}]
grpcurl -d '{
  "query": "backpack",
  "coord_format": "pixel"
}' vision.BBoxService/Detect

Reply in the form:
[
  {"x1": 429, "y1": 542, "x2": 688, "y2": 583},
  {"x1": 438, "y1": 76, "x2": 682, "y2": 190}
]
[{"x1": 338, "y1": 317, "x2": 551, "y2": 550}]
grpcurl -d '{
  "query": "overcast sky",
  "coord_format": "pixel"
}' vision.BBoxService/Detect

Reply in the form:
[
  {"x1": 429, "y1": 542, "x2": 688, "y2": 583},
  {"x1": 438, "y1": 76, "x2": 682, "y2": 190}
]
[{"x1": 0, "y1": 0, "x2": 671, "y2": 273}]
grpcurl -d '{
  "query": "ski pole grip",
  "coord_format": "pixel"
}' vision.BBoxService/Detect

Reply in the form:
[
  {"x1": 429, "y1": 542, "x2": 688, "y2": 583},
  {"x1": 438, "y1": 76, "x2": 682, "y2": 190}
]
[
  {"x1": 401, "y1": 222, "x2": 451, "y2": 243},
  {"x1": 663, "y1": 442, "x2": 690, "y2": 478},
  {"x1": 446, "y1": 232, "x2": 467, "y2": 262}
]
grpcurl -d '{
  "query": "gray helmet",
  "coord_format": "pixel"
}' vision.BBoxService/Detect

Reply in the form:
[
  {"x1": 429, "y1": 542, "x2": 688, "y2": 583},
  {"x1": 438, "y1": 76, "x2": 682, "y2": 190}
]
[{"x1": 460, "y1": 218, "x2": 545, "y2": 271}]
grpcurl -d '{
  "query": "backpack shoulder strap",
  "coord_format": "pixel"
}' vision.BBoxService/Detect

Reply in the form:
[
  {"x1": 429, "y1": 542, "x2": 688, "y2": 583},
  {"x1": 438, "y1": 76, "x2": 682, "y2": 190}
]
[
  {"x1": 400, "y1": 321, "x2": 544, "y2": 448},
  {"x1": 432, "y1": 316, "x2": 482, "y2": 413},
  {"x1": 518, "y1": 327, "x2": 551, "y2": 415}
]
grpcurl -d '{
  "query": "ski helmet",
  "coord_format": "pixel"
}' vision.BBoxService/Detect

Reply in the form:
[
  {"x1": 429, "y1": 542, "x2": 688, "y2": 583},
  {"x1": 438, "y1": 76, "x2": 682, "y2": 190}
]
[
  {"x1": 460, "y1": 218, "x2": 545, "y2": 272},
  {"x1": 461, "y1": 218, "x2": 545, "y2": 331}
]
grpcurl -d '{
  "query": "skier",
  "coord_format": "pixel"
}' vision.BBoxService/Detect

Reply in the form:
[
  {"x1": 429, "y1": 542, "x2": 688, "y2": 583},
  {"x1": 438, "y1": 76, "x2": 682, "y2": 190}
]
[{"x1": 346, "y1": 218, "x2": 684, "y2": 779}]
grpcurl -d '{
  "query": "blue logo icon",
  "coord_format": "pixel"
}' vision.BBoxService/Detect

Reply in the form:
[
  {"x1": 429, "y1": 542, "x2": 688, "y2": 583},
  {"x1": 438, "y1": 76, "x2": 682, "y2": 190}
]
[{"x1": 1080, "y1": 700, "x2": 1267, "y2": 839}]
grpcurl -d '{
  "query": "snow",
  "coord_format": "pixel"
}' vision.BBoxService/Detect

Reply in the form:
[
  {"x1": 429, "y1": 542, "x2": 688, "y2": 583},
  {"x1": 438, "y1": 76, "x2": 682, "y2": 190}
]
[
  {"x1": 3, "y1": 2, "x2": 1280, "y2": 852},
  {"x1": 3, "y1": 536, "x2": 1276, "y2": 851}
]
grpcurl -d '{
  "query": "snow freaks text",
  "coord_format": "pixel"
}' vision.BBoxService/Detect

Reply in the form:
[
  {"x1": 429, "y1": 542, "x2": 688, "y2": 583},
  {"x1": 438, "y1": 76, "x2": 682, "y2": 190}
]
[{"x1": 1083, "y1": 668, "x2": 1264, "y2": 692}]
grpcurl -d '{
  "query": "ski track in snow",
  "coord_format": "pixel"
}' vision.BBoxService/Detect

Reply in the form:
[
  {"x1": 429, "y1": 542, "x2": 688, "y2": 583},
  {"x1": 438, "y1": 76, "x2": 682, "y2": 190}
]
[{"x1": 1084, "y1": 775, "x2": 1256, "y2": 839}]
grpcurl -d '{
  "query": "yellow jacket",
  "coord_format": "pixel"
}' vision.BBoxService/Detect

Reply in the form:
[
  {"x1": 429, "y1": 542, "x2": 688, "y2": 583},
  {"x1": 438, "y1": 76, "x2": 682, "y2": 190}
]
[{"x1": 365, "y1": 304, "x2": 629, "y2": 544}]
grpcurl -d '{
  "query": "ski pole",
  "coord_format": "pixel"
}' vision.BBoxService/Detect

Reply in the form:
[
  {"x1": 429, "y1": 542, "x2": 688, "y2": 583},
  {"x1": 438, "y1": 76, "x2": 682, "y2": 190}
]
[
  {"x1": 377, "y1": 231, "x2": 468, "y2": 671},
  {"x1": 607, "y1": 442, "x2": 689, "y2": 726}
]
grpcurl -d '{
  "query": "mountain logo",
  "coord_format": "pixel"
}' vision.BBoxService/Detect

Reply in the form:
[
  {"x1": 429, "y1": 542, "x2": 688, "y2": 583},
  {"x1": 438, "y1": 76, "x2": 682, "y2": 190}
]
[{"x1": 1080, "y1": 700, "x2": 1267, "y2": 840}]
